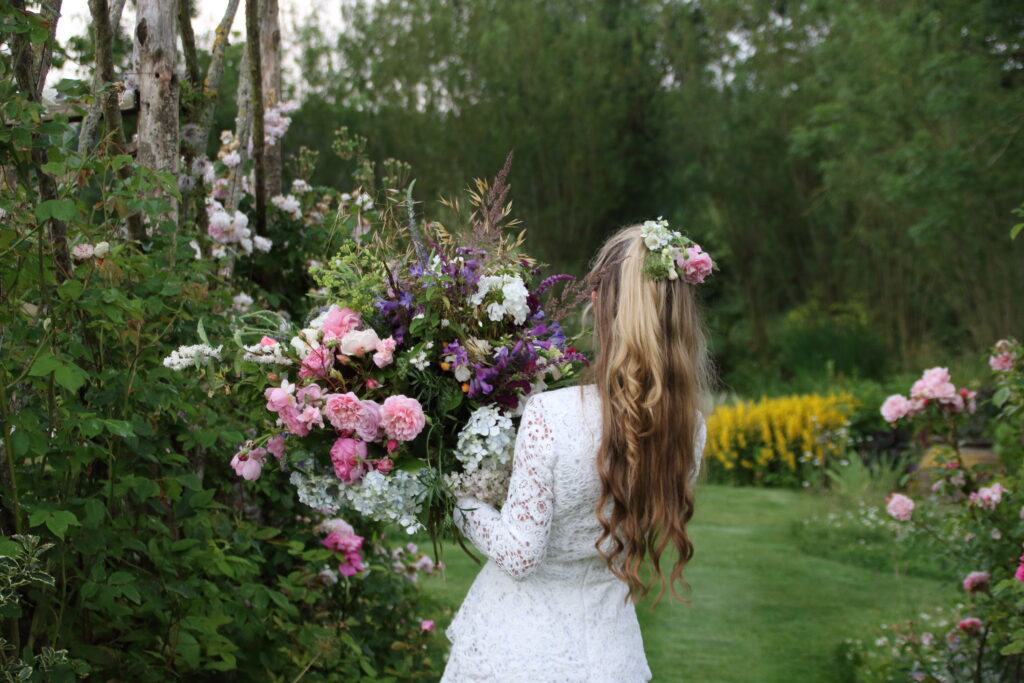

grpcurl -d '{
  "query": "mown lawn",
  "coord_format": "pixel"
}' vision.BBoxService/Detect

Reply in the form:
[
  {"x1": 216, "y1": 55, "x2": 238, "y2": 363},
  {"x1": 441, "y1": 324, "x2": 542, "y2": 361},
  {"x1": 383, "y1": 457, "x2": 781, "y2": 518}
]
[{"x1": 419, "y1": 485, "x2": 956, "y2": 682}]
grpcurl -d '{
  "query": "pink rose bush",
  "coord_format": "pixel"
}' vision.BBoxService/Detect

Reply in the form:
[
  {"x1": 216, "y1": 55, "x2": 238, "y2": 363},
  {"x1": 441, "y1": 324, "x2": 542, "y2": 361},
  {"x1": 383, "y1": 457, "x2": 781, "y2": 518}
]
[
  {"x1": 989, "y1": 339, "x2": 1019, "y2": 373},
  {"x1": 879, "y1": 367, "x2": 977, "y2": 426},
  {"x1": 885, "y1": 493, "x2": 915, "y2": 521},
  {"x1": 969, "y1": 483, "x2": 1010, "y2": 510},
  {"x1": 962, "y1": 571, "x2": 990, "y2": 594}
]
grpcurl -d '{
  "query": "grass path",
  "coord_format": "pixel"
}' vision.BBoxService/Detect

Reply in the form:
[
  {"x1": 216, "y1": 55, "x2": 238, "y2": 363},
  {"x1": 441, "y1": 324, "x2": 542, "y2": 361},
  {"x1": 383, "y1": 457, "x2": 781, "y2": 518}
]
[{"x1": 420, "y1": 485, "x2": 956, "y2": 681}]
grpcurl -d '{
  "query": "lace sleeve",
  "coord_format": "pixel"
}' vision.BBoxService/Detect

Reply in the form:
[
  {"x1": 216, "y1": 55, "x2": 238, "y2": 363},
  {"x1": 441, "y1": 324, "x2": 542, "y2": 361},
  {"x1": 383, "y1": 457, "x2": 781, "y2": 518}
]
[
  {"x1": 453, "y1": 396, "x2": 555, "y2": 579},
  {"x1": 692, "y1": 410, "x2": 707, "y2": 486}
]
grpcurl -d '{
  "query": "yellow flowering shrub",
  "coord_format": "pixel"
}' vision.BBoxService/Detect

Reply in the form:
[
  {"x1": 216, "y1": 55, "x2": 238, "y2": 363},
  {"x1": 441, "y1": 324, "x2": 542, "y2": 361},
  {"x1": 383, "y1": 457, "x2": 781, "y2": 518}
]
[{"x1": 705, "y1": 393, "x2": 857, "y2": 486}]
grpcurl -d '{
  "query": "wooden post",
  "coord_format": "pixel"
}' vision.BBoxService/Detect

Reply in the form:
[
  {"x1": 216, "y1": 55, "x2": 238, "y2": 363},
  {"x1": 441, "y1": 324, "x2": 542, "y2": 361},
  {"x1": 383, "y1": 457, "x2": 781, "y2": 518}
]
[{"x1": 134, "y1": 0, "x2": 180, "y2": 221}]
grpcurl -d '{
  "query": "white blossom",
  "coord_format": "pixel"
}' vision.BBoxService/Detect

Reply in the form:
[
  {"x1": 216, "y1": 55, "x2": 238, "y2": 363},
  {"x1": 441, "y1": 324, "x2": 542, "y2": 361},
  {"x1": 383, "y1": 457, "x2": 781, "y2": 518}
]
[
  {"x1": 455, "y1": 405, "x2": 515, "y2": 474},
  {"x1": 162, "y1": 344, "x2": 222, "y2": 370},
  {"x1": 469, "y1": 274, "x2": 531, "y2": 325},
  {"x1": 232, "y1": 292, "x2": 253, "y2": 313}
]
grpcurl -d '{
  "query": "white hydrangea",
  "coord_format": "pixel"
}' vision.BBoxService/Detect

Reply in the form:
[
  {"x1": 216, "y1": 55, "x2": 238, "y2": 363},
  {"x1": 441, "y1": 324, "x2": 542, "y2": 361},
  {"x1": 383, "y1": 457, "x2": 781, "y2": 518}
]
[
  {"x1": 162, "y1": 344, "x2": 222, "y2": 370},
  {"x1": 341, "y1": 470, "x2": 426, "y2": 534},
  {"x1": 289, "y1": 469, "x2": 342, "y2": 513},
  {"x1": 640, "y1": 217, "x2": 673, "y2": 250},
  {"x1": 445, "y1": 466, "x2": 512, "y2": 508},
  {"x1": 455, "y1": 405, "x2": 515, "y2": 474},
  {"x1": 470, "y1": 274, "x2": 531, "y2": 325}
]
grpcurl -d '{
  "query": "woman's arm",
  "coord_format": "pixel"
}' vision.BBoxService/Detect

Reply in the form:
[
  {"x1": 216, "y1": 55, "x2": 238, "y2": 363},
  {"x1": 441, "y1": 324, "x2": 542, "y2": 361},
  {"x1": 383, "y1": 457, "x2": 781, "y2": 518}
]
[{"x1": 453, "y1": 396, "x2": 555, "y2": 579}]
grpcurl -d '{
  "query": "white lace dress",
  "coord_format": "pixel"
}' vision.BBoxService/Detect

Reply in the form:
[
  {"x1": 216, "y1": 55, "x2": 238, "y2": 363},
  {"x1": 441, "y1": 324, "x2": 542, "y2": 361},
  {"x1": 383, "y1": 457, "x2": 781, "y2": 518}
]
[{"x1": 443, "y1": 384, "x2": 706, "y2": 682}]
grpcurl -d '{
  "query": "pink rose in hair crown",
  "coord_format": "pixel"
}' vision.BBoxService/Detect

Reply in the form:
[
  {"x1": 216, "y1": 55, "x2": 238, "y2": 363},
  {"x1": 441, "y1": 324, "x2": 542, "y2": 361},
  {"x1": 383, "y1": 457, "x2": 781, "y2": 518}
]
[
  {"x1": 321, "y1": 306, "x2": 361, "y2": 342},
  {"x1": 674, "y1": 245, "x2": 714, "y2": 285},
  {"x1": 380, "y1": 395, "x2": 426, "y2": 441},
  {"x1": 330, "y1": 437, "x2": 368, "y2": 483},
  {"x1": 885, "y1": 493, "x2": 914, "y2": 521}
]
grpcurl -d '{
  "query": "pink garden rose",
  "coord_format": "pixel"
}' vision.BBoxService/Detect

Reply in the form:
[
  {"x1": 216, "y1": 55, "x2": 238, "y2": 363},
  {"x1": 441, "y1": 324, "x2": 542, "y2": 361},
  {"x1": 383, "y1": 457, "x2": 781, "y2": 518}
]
[
  {"x1": 421, "y1": 620, "x2": 435, "y2": 632},
  {"x1": 320, "y1": 517, "x2": 355, "y2": 536},
  {"x1": 380, "y1": 395, "x2": 426, "y2": 442},
  {"x1": 299, "y1": 346, "x2": 333, "y2": 379},
  {"x1": 675, "y1": 245, "x2": 714, "y2": 285},
  {"x1": 962, "y1": 571, "x2": 990, "y2": 594},
  {"x1": 72, "y1": 243, "x2": 95, "y2": 261},
  {"x1": 322, "y1": 530, "x2": 364, "y2": 555},
  {"x1": 373, "y1": 336, "x2": 397, "y2": 368},
  {"x1": 957, "y1": 618, "x2": 983, "y2": 636},
  {"x1": 910, "y1": 367, "x2": 957, "y2": 404},
  {"x1": 885, "y1": 493, "x2": 914, "y2": 521},
  {"x1": 990, "y1": 352, "x2": 1015, "y2": 372},
  {"x1": 969, "y1": 483, "x2": 1010, "y2": 510},
  {"x1": 354, "y1": 400, "x2": 382, "y2": 442},
  {"x1": 259, "y1": 335, "x2": 279, "y2": 347},
  {"x1": 376, "y1": 457, "x2": 394, "y2": 474},
  {"x1": 321, "y1": 306, "x2": 361, "y2": 342},
  {"x1": 324, "y1": 392, "x2": 363, "y2": 432},
  {"x1": 230, "y1": 446, "x2": 266, "y2": 480},
  {"x1": 264, "y1": 379, "x2": 297, "y2": 412},
  {"x1": 340, "y1": 328, "x2": 381, "y2": 356},
  {"x1": 330, "y1": 437, "x2": 368, "y2": 483},
  {"x1": 297, "y1": 405, "x2": 324, "y2": 431},
  {"x1": 277, "y1": 404, "x2": 311, "y2": 437},
  {"x1": 880, "y1": 394, "x2": 913, "y2": 424},
  {"x1": 296, "y1": 383, "x2": 324, "y2": 405},
  {"x1": 266, "y1": 435, "x2": 286, "y2": 459},
  {"x1": 338, "y1": 554, "x2": 365, "y2": 577},
  {"x1": 1015, "y1": 556, "x2": 1024, "y2": 583}
]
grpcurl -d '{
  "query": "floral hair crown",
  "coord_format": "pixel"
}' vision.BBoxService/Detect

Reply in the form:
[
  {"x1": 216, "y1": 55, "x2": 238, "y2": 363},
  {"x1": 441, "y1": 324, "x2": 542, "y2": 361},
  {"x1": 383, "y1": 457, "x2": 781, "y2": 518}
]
[{"x1": 639, "y1": 218, "x2": 715, "y2": 284}]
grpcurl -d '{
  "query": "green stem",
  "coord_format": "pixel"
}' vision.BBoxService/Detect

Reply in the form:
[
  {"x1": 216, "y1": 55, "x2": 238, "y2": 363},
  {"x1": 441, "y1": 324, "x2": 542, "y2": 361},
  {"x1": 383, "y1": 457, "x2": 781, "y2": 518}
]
[{"x1": 0, "y1": 375, "x2": 23, "y2": 534}]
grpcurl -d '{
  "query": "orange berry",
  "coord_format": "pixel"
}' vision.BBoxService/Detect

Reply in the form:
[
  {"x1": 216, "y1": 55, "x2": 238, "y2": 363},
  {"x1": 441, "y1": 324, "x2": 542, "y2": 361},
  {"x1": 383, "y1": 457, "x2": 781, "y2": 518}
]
[
  {"x1": 461, "y1": 383, "x2": 470, "y2": 393},
  {"x1": 440, "y1": 361, "x2": 451, "y2": 371}
]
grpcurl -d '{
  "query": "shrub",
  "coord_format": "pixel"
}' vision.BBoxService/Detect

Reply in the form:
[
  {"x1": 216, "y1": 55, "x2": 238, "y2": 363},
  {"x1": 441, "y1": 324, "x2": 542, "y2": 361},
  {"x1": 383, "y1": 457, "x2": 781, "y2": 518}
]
[{"x1": 704, "y1": 393, "x2": 857, "y2": 486}]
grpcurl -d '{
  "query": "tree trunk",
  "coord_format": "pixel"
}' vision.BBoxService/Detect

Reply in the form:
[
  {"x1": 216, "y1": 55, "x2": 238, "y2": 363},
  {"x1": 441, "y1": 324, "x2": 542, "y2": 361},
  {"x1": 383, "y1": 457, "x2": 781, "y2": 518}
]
[
  {"x1": 228, "y1": 47, "x2": 252, "y2": 212},
  {"x1": 77, "y1": 0, "x2": 127, "y2": 154},
  {"x1": 260, "y1": 0, "x2": 282, "y2": 196},
  {"x1": 134, "y1": 0, "x2": 180, "y2": 221},
  {"x1": 246, "y1": 0, "x2": 267, "y2": 236}
]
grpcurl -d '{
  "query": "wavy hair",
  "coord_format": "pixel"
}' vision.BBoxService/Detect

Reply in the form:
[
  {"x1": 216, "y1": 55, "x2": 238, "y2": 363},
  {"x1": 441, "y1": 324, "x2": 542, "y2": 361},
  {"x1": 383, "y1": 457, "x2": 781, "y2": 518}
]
[{"x1": 582, "y1": 224, "x2": 713, "y2": 605}]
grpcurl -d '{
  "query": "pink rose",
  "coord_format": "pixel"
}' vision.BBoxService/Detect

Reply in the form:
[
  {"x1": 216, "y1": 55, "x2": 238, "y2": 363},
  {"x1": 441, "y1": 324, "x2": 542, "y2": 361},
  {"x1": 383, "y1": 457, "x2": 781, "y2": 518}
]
[
  {"x1": 675, "y1": 245, "x2": 714, "y2": 285},
  {"x1": 211, "y1": 177, "x2": 229, "y2": 199},
  {"x1": 910, "y1": 367, "x2": 957, "y2": 404},
  {"x1": 380, "y1": 395, "x2": 426, "y2": 442},
  {"x1": 957, "y1": 618, "x2": 983, "y2": 636},
  {"x1": 338, "y1": 554, "x2": 365, "y2": 577},
  {"x1": 322, "y1": 530, "x2": 364, "y2": 554},
  {"x1": 354, "y1": 400, "x2": 382, "y2": 442},
  {"x1": 72, "y1": 243, "x2": 94, "y2": 261},
  {"x1": 386, "y1": 439, "x2": 399, "y2": 453},
  {"x1": 366, "y1": 378, "x2": 381, "y2": 389},
  {"x1": 330, "y1": 437, "x2": 368, "y2": 483},
  {"x1": 376, "y1": 457, "x2": 394, "y2": 474},
  {"x1": 885, "y1": 493, "x2": 914, "y2": 521},
  {"x1": 264, "y1": 380, "x2": 296, "y2": 412},
  {"x1": 299, "y1": 347, "x2": 333, "y2": 379},
  {"x1": 266, "y1": 435, "x2": 286, "y2": 459},
  {"x1": 969, "y1": 483, "x2": 1010, "y2": 510},
  {"x1": 990, "y1": 352, "x2": 1015, "y2": 372},
  {"x1": 259, "y1": 335, "x2": 279, "y2": 347},
  {"x1": 296, "y1": 383, "x2": 324, "y2": 405},
  {"x1": 1016, "y1": 557, "x2": 1024, "y2": 583},
  {"x1": 297, "y1": 405, "x2": 324, "y2": 431},
  {"x1": 321, "y1": 306, "x2": 362, "y2": 342},
  {"x1": 320, "y1": 518, "x2": 355, "y2": 536},
  {"x1": 373, "y1": 336, "x2": 397, "y2": 368},
  {"x1": 324, "y1": 392, "x2": 363, "y2": 431},
  {"x1": 962, "y1": 571, "x2": 990, "y2": 594},
  {"x1": 880, "y1": 394, "x2": 913, "y2": 424},
  {"x1": 421, "y1": 620, "x2": 435, "y2": 632},
  {"x1": 230, "y1": 447, "x2": 266, "y2": 480},
  {"x1": 278, "y1": 404, "x2": 311, "y2": 437},
  {"x1": 340, "y1": 328, "x2": 381, "y2": 356}
]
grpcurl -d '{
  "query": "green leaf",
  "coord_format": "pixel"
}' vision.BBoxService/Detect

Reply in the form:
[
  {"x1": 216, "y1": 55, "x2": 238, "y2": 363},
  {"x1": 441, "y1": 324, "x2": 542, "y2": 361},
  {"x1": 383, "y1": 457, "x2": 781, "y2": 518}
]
[
  {"x1": 994, "y1": 386, "x2": 1011, "y2": 408},
  {"x1": 40, "y1": 161, "x2": 65, "y2": 175},
  {"x1": 56, "y1": 278, "x2": 84, "y2": 301},
  {"x1": 102, "y1": 419, "x2": 134, "y2": 437},
  {"x1": 175, "y1": 630, "x2": 201, "y2": 670},
  {"x1": 28, "y1": 352, "x2": 62, "y2": 377},
  {"x1": 108, "y1": 570, "x2": 134, "y2": 586},
  {"x1": 197, "y1": 318, "x2": 209, "y2": 345},
  {"x1": 34, "y1": 198, "x2": 76, "y2": 222},
  {"x1": 0, "y1": 538, "x2": 20, "y2": 557},
  {"x1": 54, "y1": 362, "x2": 88, "y2": 393},
  {"x1": 1011, "y1": 222, "x2": 1024, "y2": 240},
  {"x1": 29, "y1": 509, "x2": 81, "y2": 540},
  {"x1": 188, "y1": 489, "x2": 216, "y2": 508}
]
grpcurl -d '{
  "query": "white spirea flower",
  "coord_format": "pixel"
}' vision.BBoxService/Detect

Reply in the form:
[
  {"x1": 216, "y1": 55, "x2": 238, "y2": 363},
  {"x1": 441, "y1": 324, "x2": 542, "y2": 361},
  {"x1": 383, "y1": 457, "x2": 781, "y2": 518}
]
[
  {"x1": 291, "y1": 178, "x2": 312, "y2": 193},
  {"x1": 162, "y1": 344, "x2": 222, "y2": 370},
  {"x1": 253, "y1": 235, "x2": 273, "y2": 252},
  {"x1": 221, "y1": 150, "x2": 241, "y2": 168},
  {"x1": 232, "y1": 292, "x2": 253, "y2": 313},
  {"x1": 242, "y1": 340, "x2": 292, "y2": 365}
]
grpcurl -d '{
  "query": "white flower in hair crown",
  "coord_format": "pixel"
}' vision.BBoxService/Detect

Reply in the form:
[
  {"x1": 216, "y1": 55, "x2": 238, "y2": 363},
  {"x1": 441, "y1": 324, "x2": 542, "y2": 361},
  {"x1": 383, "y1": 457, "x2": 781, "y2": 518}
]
[{"x1": 639, "y1": 218, "x2": 715, "y2": 284}]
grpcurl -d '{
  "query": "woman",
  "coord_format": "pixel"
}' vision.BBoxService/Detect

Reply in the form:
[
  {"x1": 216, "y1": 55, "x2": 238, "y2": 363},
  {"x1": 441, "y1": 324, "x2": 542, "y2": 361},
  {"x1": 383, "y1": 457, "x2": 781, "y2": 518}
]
[{"x1": 443, "y1": 221, "x2": 714, "y2": 682}]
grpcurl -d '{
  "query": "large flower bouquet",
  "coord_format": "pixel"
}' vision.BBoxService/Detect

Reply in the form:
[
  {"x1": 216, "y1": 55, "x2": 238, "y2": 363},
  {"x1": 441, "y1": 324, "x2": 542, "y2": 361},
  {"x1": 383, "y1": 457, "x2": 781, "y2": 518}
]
[{"x1": 167, "y1": 162, "x2": 587, "y2": 546}]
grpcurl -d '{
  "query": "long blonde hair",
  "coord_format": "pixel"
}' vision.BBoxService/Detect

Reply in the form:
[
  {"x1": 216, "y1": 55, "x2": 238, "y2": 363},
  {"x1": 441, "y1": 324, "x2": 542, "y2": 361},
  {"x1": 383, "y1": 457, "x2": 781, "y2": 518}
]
[{"x1": 583, "y1": 224, "x2": 713, "y2": 605}]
